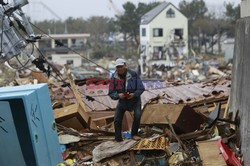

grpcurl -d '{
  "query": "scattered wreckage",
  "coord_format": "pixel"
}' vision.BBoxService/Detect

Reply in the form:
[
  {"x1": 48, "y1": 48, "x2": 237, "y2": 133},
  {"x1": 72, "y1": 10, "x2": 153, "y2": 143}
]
[{"x1": 0, "y1": 63, "x2": 242, "y2": 166}]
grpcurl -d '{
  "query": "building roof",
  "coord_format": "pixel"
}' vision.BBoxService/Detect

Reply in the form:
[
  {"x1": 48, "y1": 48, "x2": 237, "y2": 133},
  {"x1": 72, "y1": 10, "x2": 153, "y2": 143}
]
[
  {"x1": 140, "y1": 2, "x2": 186, "y2": 25},
  {"x1": 141, "y1": 2, "x2": 170, "y2": 25},
  {"x1": 52, "y1": 78, "x2": 231, "y2": 112}
]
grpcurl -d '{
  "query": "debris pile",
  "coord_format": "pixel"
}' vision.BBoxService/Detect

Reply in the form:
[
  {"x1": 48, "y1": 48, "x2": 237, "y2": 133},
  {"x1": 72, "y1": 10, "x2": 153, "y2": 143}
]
[
  {"x1": 1, "y1": 64, "x2": 243, "y2": 166},
  {"x1": 146, "y1": 55, "x2": 232, "y2": 83},
  {"x1": 55, "y1": 97, "x2": 242, "y2": 165},
  {"x1": 50, "y1": 71, "x2": 240, "y2": 165}
]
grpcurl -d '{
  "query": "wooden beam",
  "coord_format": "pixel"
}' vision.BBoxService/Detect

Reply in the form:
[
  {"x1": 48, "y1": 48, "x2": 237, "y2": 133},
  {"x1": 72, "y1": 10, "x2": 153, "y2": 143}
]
[
  {"x1": 65, "y1": 67, "x2": 97, "y2": 129},
  {"x1": 54, "y1": 103, "x2": 78, "y2": 119},
  {"x1": 223, "y1": 95, "x2": 230, "y2": 119},
  {"x1": 165, "y1": 116, "x2": 188, "y2": 152}
]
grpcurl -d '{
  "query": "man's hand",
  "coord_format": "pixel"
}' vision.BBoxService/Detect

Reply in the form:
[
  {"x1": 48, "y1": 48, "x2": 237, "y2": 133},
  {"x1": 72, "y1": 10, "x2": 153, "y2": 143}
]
[
  {"x1": 118, "y1": 93, "x2": 126, "y2": 99},
  {"x1": 127, "y1": 93, "x2": 135, "y2": 100}
]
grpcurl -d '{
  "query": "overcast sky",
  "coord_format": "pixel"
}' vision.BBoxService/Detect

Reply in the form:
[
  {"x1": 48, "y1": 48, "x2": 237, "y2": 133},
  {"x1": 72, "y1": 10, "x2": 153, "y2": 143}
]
[{"x1": 24, "y1": 0, "x2": 241, "y2": 21}]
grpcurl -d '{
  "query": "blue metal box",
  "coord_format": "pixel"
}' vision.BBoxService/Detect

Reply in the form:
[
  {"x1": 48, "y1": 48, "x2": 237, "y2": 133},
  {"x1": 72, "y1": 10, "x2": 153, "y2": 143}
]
[{"x1": 0, "y1": 84, "x2": 62, "y2": 166}]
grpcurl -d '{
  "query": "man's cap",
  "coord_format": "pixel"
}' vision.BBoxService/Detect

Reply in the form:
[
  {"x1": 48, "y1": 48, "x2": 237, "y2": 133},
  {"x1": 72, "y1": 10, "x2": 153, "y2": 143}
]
[{"x1": 115, "y1": 58, "x2": 126, "y2": 67}]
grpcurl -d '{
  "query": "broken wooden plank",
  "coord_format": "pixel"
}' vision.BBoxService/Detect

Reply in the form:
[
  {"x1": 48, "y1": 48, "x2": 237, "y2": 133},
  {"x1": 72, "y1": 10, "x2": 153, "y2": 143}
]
[
  {"x1": 54, "y1": 104, "x2": 89, "y2": 130},
  {"x1": 65, "y1": 67, "x2": 97, "y2": 129},
  {"x1": 54, "y1": 103, "x2": 78, "y2": 119},
  {"x1": 88, "y1": 129, "x2": 114, "y2": 135},
  {"x1": 89, "y1": 111, "x2": 115, "y2": 121},
  {"x1": 208, "y1": 66, "x2": 226, "y2": 77},
  {"x1": 179, "y1": 129, "x2": 211, "y2": 140},
  {"x1": 189, "y1": 97, "x2": 228, "y2": 108},
  {"x1": 165, "y1": 116, "x2": 188, "y2": 152},
  {"x1": 197, "y1": 140, "x2": 227, "y2": 166},
  {"x1": 223, "y1": 95, "x2": 231, "y2": 119},
  {"x1": 53, "y1": 101, "x2": 114, "y2": 131},
  {"x1": 141, "y1": 104, "x2": 205, "y2": 134},
  {"x1": 31, "y1": 71, "x2": 49, "y2": 83},
  {"x1": 80, "y1": 136, "x2": 114, "y2": 141}
]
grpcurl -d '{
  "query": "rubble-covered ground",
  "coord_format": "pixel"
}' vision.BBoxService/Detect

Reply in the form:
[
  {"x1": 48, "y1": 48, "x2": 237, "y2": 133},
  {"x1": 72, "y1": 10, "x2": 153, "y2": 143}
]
[{"x1": 0, "y1": 57, "x2": 243, "y2": 166}]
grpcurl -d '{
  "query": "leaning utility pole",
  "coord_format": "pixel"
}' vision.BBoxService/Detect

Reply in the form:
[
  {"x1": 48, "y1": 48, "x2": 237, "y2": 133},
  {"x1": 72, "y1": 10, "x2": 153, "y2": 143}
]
[{"x1": 230, "y1": 0, "x2": 250, "y2": 164}]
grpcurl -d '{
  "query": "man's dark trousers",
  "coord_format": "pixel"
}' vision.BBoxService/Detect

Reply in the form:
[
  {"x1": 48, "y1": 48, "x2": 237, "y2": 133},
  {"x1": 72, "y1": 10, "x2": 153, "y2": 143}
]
[{"x1": 114, "y1": 100, "x2": 141, "y2": 141}]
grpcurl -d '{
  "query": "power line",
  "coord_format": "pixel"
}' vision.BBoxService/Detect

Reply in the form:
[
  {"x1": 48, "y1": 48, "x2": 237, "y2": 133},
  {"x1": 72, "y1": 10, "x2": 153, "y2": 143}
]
[
  {"x1": 27, "y1": 20, "x2": 229, "y2": 107},
  {"x1": 31, "y1": 39, "x2": 114, "y2": 110},
  {"x1": 0, "y1": 5, "x2": 114, "y2": 111},
  {"x1": 5, "y1": 16, "x2": 108, "y2": 111},
  {"x1": 29, "y1": 21, "x2": 112, "y2": 74}
]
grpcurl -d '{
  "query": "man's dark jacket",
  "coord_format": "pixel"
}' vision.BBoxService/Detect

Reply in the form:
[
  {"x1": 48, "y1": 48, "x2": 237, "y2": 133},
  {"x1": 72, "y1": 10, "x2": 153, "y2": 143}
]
[{"x1": 108, "y1": 69, "x2": 145, "y2": 104}]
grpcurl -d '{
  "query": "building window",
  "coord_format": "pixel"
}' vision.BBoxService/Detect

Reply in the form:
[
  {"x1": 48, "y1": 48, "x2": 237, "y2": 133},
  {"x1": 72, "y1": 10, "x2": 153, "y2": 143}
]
[
  {"x1": 56, "y1": 39, "x2": 67, "y2": 47},
  {"x1": 167, "y1": 8, "x2": 175, "y2": 18},
  {"x1": 153, "y1": 28, "x2": 163, "y2": 37},
  {"x1": 174, "y1": 29, "x2": 183, "y2": 40},
  {"x1": 142, "y1": 28, "x2": 146, "y2": 37},
  {"x1": 56, "y1": 51, "x2": 69, "y2": 54},
  {"x1": 66, "y1": 60, "x2": 74, "y2": 65},
  {"x1": 141, "y1": 45, "x2": 146, "y2": 54},
  {"x1": 71, "y1": 39, "x2": 76, "y2": 47},
  {"x1": 153, "y1": 47, "x2": 165, "y2": 60}
]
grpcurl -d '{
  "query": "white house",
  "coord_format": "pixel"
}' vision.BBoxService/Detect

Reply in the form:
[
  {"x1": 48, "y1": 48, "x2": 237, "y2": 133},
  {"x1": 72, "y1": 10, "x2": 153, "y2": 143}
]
[
  {"x1": 51, "y1": 54, "x2": 82, "y2": 67},
  {"x1": 139, "y1": 2, "x2": 188, "y2": 74},
  {"x1": 37, "y1": 33, "x2": 90, "y2": 49},
  {"x1": 241, "y1": 0, "x2": 250, "y2": 18},
  {"x1": 36, "y1": 33, "x2": 90, "y2": 68}
]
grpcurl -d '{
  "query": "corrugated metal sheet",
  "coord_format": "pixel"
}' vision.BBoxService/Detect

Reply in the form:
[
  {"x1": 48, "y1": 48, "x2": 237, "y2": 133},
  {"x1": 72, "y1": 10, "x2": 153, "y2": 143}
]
[{"x1": 52, "y1": 79, "x2": 231, "y2": 112}]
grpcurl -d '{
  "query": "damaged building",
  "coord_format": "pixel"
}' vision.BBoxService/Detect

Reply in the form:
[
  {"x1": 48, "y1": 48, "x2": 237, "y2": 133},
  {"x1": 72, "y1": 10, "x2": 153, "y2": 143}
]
[{"x1": 139, "y1": 2, "x2": 188, "y2": 75}]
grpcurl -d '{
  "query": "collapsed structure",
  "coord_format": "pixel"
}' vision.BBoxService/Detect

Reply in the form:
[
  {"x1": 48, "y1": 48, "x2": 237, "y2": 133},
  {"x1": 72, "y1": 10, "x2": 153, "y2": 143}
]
[
  {"x1": 1, "y1": 65, "x2": 241, "y2": 165},
  {"x1": 139, "y1": 2, "x2": 188, "y2": 76}
]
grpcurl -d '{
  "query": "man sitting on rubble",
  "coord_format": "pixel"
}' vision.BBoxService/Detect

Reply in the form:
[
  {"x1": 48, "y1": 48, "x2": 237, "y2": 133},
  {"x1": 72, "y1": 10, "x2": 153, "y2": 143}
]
[{"x1": 108, "y1": 58, "x2": 145, "y2": 142}]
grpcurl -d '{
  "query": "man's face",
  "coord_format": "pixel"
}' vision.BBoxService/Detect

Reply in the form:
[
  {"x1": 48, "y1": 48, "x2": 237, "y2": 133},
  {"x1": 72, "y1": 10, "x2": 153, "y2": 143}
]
[{"x1": 116, "y1": 64, "x2": 127, "y2": 75}]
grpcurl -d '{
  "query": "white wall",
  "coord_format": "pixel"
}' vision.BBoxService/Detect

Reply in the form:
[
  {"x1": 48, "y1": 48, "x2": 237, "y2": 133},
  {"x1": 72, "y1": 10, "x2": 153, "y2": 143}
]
[
  {"x1": 149, "y1": 4, "x2": 188, "y2": 54},
  {"x1": 51, "y1": 54, "x2": 82, "y2": 67},
  {"x1": 241, "y1": 0, "x2": 250, "y2": 18},
  {"x1": 140, "y1": 24, "x2": 150, "y2": 45},
  {"x1": 140, "y1": 24, "x2": 151, "y2": 64},
  {"x1": 140, "y1": 4, "x2": 188, "y2": 56},
  {"x1": 139, "y1": 3, "x2": 188, "y2": 73}
]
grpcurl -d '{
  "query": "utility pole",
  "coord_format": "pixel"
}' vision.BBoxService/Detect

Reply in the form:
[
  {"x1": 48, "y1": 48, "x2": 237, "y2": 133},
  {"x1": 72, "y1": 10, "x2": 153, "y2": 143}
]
[{"x1": 230, "y1": 0, "x2": 250, "y2": 164}]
